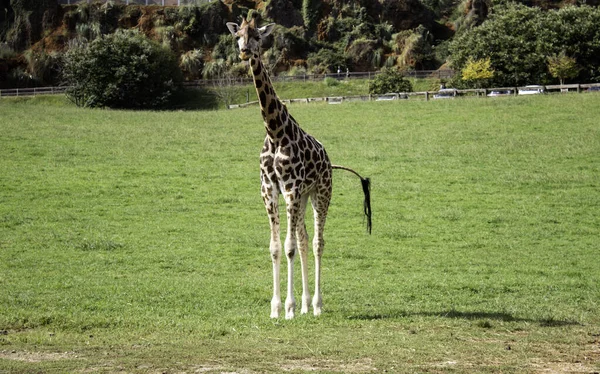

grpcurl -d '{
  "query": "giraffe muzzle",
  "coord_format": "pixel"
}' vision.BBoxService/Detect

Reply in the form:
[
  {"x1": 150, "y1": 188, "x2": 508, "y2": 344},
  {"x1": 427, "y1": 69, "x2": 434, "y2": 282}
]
[{"x1": 240, "y1": 49, "x2": 251, "y2": 61}]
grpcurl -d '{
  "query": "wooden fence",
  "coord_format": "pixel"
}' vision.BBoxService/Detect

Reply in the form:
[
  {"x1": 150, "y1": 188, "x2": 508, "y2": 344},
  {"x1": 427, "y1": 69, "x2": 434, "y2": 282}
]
[
  {"x1": 0, "y1": 86, "x2": 69, "y2": 97},
  {"x1": 185, "y1": 70, "x2": 456, "y2": 87},
  {"x1": 226, "y1": 83, "x2": 600, "y2": 109},
  {"x1": 0, "y1": 70, "x2": 455, "y2": 97},
  {"x1": 2, "y1": 83, "x2": 599, "y2": 103}
]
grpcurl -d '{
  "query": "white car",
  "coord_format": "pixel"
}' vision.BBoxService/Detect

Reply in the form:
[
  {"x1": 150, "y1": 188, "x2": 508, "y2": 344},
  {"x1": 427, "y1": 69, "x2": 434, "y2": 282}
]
[
  {"x1": 433, "y1": 88, "x2": 458, "y2": 99},
  {"x1": 487, "y1": 89, "x2": 514, "y2": 97},
  {"x1": 518, "y1": 85, "x2": 545, "y2": 95}
]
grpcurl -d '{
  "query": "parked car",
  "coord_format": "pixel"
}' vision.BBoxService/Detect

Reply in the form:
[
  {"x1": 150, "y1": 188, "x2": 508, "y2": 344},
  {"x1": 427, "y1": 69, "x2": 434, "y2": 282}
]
[
  {"x1": 587, "y1": 86, "x2": 600, "y2": 92},
  {"x1": 376, "y1": 93, "x2": 409, "y2": 101},
  {"x1": 487, "y1": 89, "x2": 514, "y2": 97},
  {"x1": 518, "y1": 85, "x2": 545, "y2": 95},
  {"x1": 433, "y1": 88, "x2": 458, "y2": 99}
]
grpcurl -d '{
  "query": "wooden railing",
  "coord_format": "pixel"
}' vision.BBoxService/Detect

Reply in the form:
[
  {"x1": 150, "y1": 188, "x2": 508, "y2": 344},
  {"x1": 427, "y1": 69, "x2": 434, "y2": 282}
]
[{"x1": 226, "y1": 83, "x2": 600, "y2": 109}]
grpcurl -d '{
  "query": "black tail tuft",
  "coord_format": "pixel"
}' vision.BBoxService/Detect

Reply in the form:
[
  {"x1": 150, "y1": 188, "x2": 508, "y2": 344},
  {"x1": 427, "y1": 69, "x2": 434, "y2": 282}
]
[
  {"x1": 332, "y1": 164, "x2": 372, "y2": 234},
  {"x1": 361, "y1": 177, "x2": 372, "y2": 234}
]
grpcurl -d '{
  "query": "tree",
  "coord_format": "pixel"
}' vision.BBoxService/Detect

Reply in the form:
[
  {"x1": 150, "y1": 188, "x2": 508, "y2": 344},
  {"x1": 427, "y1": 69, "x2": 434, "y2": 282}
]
[
  {"x1": 449, "y1": 3, "x2": 546, "y2": 86},
  {"x1": 62, "y1": 30, "x2": 182, "y2": 109},
  {"x1": 369, "y1": 67, "x2": 413, "y2": 94},
  {"x1": 461, "y1": 57, "x2": 494, "y2": 88},
  {"x1": 547, "y1": 52, "x2": 579, "y2": 85},
  {"x1": 450, "y1": 4, "x2": 600, "y2": 86}
]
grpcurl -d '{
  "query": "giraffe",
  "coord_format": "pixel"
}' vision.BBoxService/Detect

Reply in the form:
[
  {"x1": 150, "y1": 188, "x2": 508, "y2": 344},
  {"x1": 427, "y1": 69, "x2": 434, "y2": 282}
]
[{"x1": 227, "y1": 18, "x2": 371, "y2": 319}]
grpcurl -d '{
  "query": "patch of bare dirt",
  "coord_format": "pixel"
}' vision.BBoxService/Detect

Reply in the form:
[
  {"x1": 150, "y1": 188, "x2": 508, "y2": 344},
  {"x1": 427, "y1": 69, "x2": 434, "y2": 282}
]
[
  {"x1": 0, "y1": 349, "x2": 80, "y2": 362},
  {"x1": 280, "y1": 358, "x2": 376, "y2": 372}
]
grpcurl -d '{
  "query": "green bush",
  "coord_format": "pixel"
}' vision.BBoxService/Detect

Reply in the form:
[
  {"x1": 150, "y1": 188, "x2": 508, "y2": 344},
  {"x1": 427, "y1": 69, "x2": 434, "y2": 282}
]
[
  {"x1": 368, "y1": 67, "x2": 413, "y2": 94},
  {"x1": 62, "y1": 30, "x2": 182, "y2": 109},
  {"x1": 307, "y1": 47, "x2": 346, "y2": 74},
  {"x1": 323, "y1": 76, "x2": 339, "y2": 87},
  {"x1": 24, "y1": 49, "x2": 63, "y2": 86}
]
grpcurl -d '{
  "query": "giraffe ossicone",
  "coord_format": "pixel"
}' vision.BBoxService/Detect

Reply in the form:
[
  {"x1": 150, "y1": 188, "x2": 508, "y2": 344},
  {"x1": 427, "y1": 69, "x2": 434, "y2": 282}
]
[{"x1": 227, "y1": 18, "x2": 372, "y2": 319}]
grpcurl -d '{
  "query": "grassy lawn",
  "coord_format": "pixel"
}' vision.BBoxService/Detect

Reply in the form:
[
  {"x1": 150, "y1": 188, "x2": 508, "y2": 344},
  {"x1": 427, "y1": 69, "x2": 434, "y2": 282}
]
[{"x1": 1, "y1": 93, "x2": 599, "y2": 373}]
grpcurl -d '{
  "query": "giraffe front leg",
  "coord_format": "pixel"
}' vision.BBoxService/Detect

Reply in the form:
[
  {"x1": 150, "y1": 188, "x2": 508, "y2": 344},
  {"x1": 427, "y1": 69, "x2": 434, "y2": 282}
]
[
  {"x1": 296, "y1": 195, "x2": 311, "y2": 315},
  {"x1": 283, "y1": 191, "x2": 302, "y2": 320},
  {"x1": 262, "y1": 180, "x2": 281, "y2": 319},
  {"x1": 284, "y1": 231, "x2": 296, "y2": 320},
  {"x1": 270, "y1": 231, "x2": 282, "y2": 319}
]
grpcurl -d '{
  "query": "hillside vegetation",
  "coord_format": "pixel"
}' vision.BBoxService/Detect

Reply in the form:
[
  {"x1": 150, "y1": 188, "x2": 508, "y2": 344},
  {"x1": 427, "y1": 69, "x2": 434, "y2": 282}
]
[{"x1": 1, "y1": 0, "x2": 600, "y2": 92}]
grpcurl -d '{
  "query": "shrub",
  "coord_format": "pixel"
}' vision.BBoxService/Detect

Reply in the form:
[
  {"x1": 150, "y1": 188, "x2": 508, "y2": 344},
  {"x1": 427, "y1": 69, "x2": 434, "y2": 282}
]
[
  {"x1": 307, "y1": 47, "x2": 346, "y2": 74},
  {"x1": 179, "y1": 48, "x2": 204, "y2": 80},
  {"x1": 323, "y1": 77, "x2": 339, "y2": 87},
  {"x1": 547, "y1": 51, "x2": 579, "y2": 85},
  {"x1": 23, "y1": 49, "x2": 63, "y2": 86},
  {"x1": 461, "y1": 57, "x2": 494, "y2": 88},
  {"x1": 62, "y1": 29, "x2": 182, "y2": 109},
  {"x1": 369, "y1": 67, "x2": 412, "y2": 94},
  {"x1": 0, "y1": 43, "x2": 17, "y2": 59}
]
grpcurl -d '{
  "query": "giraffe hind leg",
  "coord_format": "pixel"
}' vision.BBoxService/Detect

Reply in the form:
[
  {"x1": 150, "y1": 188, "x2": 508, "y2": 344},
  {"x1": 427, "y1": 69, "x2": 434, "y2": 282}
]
[
  {"x1": 311, "y1": 187, "x2": 331, "y2": 316},
  {"x1": 283, "y1": 190, "x2": 303, "y2": 320}
]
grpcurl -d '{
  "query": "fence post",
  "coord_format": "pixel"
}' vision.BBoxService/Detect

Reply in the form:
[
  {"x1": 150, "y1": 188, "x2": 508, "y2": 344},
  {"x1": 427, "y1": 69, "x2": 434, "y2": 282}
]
[
  {"x1": 577, "y1": 84, "x2": 581, "y2": 93},
  {"x1": 425, "y1": 91, "x2": 429, "y2": 101}
]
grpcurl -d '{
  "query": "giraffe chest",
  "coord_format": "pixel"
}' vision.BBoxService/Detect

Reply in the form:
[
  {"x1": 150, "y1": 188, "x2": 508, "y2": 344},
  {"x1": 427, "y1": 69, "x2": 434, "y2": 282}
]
[{"x1": 260, "y1": 135, "x2": 331, "y2": 195}]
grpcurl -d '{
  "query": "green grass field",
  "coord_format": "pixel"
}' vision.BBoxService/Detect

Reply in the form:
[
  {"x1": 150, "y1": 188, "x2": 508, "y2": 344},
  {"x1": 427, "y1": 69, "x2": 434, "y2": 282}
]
[{"x1": 1, "y1": 94, "x2": 599, "y2": 373}]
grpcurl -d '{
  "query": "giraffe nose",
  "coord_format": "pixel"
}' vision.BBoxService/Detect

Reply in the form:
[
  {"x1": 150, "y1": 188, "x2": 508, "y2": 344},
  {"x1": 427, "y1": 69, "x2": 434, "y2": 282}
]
[{"x1": 241, "y1": 47, "x2": 250, "y2": 54}]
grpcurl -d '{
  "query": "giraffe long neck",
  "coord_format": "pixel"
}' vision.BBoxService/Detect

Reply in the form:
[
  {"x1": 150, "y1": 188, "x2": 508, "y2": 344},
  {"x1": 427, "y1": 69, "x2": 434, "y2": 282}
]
[{"x1": 250, "y1": 57, "x2": 291, "y2": 142}]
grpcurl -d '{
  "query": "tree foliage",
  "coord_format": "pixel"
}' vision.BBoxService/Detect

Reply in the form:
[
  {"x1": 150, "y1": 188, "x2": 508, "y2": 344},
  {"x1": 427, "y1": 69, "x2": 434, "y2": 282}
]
[
  {"x1": 62, "y1": 30, "x2": 182, "y2": 109},
  {"x1": 461, "y1": 57, "x2": 494, "y2": 88},
  {"x1": 450, "y1": 3, "x2": 600, "y2": 86},
  {"x1": 547, "y1": 51, "x2": 579, "y2": 85},
  {"x1": 369, "y1": 67, "x2": 413, "y2": 94}
]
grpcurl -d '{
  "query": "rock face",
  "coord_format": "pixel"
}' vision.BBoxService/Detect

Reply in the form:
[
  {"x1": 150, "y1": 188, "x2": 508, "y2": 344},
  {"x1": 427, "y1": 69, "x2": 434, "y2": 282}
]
[
  {"x1": 2, "y1": 0, "x2": 60, "y2": 51},
  {"x1": 377, "y1": 0, "x2": 434, "y2": 32},
  {"x1": 263, "y1": 0, "x2": 303, "y2": 28}
]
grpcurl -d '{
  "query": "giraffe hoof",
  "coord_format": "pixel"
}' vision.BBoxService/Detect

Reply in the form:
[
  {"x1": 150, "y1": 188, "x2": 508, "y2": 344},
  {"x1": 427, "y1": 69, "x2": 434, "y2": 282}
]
[
  {"x1": 271, "y1": 299, "x2": 281, "y2": 319},
  {"x1": 301, "y1": 294, "x2": 311, "y2": 314},
  {"x1": 313, "y1": 296, "x2": 322, "y2": 316},
  {"x1": 285, "y1": 299, "x2": 295, "y2": 320}
]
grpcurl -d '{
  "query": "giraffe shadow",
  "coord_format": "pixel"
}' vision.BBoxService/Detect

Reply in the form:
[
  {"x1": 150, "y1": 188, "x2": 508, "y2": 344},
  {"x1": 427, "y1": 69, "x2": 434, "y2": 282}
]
[{"x1": 345, "y1": 309, "x2": 581, "y2": 327}]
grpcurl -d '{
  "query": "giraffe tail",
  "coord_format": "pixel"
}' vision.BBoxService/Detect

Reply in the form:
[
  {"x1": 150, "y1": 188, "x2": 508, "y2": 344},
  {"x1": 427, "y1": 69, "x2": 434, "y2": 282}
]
[{"x1": 332, "y1": 165, "x2": 372, "y2": 234}]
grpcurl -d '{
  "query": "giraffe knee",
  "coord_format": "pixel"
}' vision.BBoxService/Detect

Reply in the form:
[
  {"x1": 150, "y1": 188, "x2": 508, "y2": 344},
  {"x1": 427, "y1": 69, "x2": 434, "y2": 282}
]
[
  {"x1": 270, "y1": 242, "x2": 281, "y2": 262},
  {"x1": 285, "y1": 238, "x2": 296, "y2": 259},
  {"x1": 286, "y1": 249, "x2": 296, "y2": 259}
]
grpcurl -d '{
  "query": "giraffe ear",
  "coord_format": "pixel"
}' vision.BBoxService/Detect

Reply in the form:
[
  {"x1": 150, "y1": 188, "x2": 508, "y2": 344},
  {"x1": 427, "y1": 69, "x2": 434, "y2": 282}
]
[
  {"x1": 226, "y1": 22, "x2": 239, "y2": 36},
  {"x1": 258, "y1": 23, "x2": 276, "y2": 38}
]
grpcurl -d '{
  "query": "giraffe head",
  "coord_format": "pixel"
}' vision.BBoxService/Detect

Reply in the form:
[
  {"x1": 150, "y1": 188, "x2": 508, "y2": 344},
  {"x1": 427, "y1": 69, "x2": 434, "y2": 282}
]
[{"x1": 226, "y1": 18, "x2": 275, "y2": 61}]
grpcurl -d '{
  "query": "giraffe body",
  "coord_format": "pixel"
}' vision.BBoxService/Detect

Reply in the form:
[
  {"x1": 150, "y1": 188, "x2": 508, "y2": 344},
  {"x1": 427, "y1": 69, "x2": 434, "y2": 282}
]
[{"x1": 227, "y1": 19, "x2": 369, "y2": 319}]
